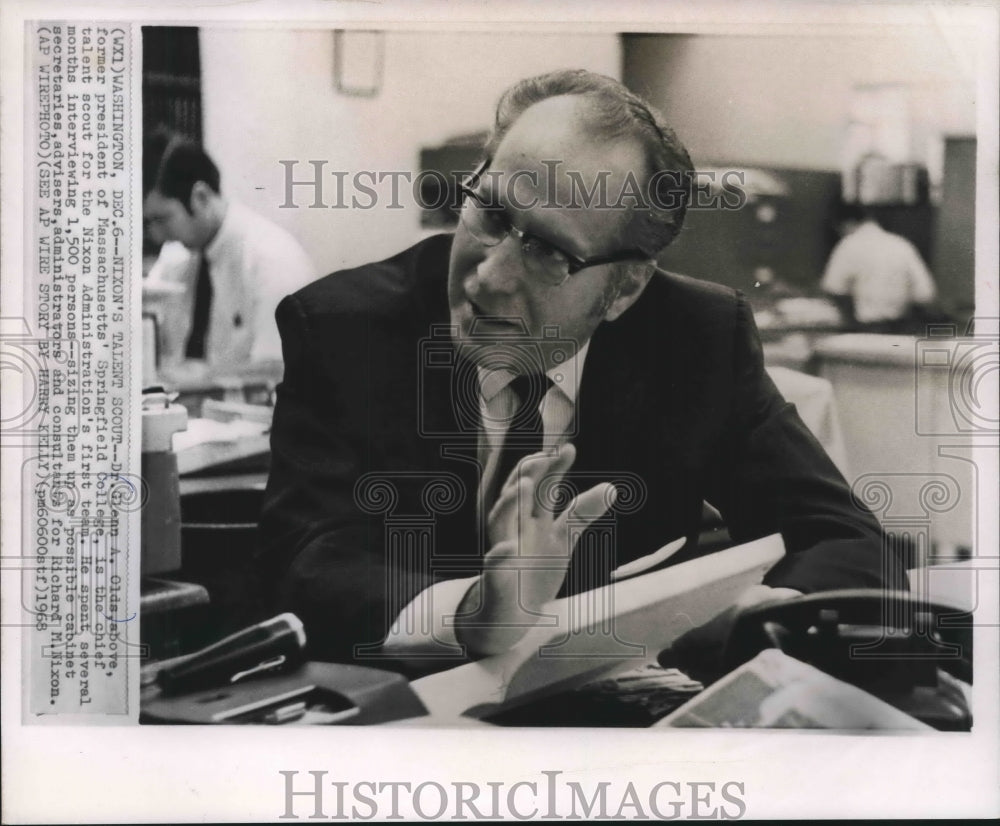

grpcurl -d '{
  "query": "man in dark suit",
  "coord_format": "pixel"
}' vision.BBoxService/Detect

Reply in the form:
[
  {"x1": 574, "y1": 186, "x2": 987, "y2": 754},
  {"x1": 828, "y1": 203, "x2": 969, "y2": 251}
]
[{"x1": 258, "y1": 70, "x2": 906, "y2": 666}]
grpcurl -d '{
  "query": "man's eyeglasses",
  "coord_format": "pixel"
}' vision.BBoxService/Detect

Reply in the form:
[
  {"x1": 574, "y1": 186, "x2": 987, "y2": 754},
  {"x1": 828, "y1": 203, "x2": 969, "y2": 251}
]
[{"x1": 457, "y1": 159, "x2": 651, "y2": 287}]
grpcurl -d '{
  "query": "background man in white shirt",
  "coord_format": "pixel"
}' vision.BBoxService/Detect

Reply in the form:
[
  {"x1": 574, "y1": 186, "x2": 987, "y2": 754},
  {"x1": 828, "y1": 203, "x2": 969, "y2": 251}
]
[
  {"x1": 142, "y1": 131, "x2": 316, "y2": 377},
  {"x1": 821, "y1": 203, "x2": 938, "y2": 334}
]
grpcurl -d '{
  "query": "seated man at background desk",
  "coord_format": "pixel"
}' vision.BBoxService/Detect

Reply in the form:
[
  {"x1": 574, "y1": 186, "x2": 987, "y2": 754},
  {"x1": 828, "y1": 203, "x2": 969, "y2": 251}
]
[
  {"x1": 821, "y1": 203, "x2": 939, "y2": 334},
  {"x1": 142, "y1": 131, "x2": 316, "y2": 381},
  {"x1": 258, "y1": 70, "x2": 907, "y2": 671}
]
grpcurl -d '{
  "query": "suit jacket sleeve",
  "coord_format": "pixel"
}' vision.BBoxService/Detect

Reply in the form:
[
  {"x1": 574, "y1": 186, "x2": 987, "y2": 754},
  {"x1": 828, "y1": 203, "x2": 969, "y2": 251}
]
[
  {"x1": 705, "y1": 293, "x2": 909, "y2": 592},
  {"x1": 257, "y1": 293, "x2": 438, "y2": 662}
]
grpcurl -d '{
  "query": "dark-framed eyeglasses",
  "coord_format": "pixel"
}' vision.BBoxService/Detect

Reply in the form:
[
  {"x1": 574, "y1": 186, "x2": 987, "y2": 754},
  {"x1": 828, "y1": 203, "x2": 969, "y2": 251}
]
[{"x1": 457, "y1": 158, "x2": 651, "y2": 287}]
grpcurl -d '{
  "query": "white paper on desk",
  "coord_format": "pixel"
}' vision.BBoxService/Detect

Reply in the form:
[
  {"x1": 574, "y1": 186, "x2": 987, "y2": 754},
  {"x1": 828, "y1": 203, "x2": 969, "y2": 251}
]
[
  {"x1": 411, "y1": 533, "x2": 784, "y2": 719},
  {"x1": 657, "y1": 649, "x2": 932, "y2": 730},
  {"x1": 172, "y1": 417, "x2": 268, "y2": 451},
  {"x1": 172, "y1": 418, "x2": 271, "y2": 475}
]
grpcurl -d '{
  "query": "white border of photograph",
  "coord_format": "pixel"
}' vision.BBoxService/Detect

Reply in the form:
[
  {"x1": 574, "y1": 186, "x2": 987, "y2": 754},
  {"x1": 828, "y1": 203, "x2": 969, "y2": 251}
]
[{"x1": 2, "y1": 1, "x2": 997, "y2": 821}]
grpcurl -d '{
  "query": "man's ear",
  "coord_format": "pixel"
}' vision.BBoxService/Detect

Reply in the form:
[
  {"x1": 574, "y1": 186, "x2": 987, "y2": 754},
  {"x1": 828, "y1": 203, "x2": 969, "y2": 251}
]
[
  {"x1": 188, "y1": 180, "x2": 214, "y2": 215},
  {"x1": 603, "y1": 262, "x2": 656, "y2": 322}
]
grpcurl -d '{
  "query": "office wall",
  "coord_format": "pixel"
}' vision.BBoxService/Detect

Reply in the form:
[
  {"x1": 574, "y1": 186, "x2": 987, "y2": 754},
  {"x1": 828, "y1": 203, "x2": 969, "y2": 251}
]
[
  {"x1": 626, "y1": 31, "x2": 978, "y2": 292},
  {"x1": 200, "y1": 29, "x2": 620, "y2": 274},
  {"x1": 623, "y1": 33, "x2": 976, "y2": 171}
]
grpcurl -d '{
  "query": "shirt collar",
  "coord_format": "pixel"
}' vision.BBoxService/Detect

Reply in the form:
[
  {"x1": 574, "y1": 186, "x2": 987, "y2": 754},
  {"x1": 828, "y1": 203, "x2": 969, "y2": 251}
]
[
  {"x1": 203, "y1": 201, "x2": 236, "y2": 266},
  {"x1": 477, "y1": 339, "x2": 591, "y2": 406}
]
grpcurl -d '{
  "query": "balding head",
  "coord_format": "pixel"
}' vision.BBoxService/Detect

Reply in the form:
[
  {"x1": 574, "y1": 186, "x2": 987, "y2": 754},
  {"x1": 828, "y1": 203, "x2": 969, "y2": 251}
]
[{"x1": 484, "y1": 70, "x2": 694, "y2": 255}]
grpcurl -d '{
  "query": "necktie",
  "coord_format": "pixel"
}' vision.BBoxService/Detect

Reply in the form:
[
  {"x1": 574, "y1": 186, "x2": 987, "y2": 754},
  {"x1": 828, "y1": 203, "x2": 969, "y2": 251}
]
[
  {"x1": 185, "y1": 253, "x2": 213, "y2": 359},
  {"x1": 491, "y1": 373, "x2": 553, "y2": 502}
]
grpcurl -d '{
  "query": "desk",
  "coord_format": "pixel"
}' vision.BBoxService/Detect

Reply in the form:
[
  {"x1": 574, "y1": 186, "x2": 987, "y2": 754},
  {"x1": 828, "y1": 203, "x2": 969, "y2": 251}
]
[
  {"x1": 139, "y1": 563, "x2": 975, "y2": 727},
  {"x1": 151, "y1": 365, "x2": 281, "y2": 417},
  {"x1": 908, "y1": 559, "x2": 979, "y2": 612},
  {"x1": 753, "y1": 296, "x2": 844, "y2": 372},
  {"x1": 407, "y1": 564, "x2": 975, "y2": 728},
  {"x1": 475, "y1": 664, "x2": 701, "y2": 727},
  {"x1": 140, "y1": 577, "x2": 210, "y2": 661},
  {"x1": 175, "y1": 476, "x2": 267, "y2": 640},
  {"x1": 138, "y1": 473, "x2": 268, "y2": 662},
  {"x1": 814, "y1": 334, "x2": 977, "y2": 558},
  {"x1": 179, "y1": 472, "x2": 268, "y2": 497}
]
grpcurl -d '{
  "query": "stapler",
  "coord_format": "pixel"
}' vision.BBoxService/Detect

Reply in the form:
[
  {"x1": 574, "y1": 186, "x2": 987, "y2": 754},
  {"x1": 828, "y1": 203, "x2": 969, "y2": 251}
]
[{"x1": 142, "y1": 614, "x2": 428, "y2": 725}]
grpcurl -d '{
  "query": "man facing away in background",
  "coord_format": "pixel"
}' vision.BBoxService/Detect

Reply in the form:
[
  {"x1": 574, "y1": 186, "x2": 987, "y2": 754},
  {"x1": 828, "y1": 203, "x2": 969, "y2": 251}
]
[
  {"x1": 821, "y1": 202, "x2": 939, "y2": 334},
  {"x1": 142, "y1": 131, "x2": 316, "y2": 378},
  {"x1": 258, "y1": 70, "x2": 907, "y2": 674}
]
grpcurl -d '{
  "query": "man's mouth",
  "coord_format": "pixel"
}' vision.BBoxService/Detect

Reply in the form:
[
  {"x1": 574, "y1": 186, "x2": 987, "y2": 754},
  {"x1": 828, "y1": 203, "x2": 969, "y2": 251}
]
[{"x1": 467, "y1": 302, "x2": 528, "y2": 334}]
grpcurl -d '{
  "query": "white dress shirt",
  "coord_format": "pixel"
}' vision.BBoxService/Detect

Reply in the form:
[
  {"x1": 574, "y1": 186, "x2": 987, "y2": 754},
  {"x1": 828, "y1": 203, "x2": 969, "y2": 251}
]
[
  {"x1": 147, "y1": 202, "x2": 315, "y2": 372},
  {"x1": 821, "y1": 221, "x2": 936, "y2": 323}
]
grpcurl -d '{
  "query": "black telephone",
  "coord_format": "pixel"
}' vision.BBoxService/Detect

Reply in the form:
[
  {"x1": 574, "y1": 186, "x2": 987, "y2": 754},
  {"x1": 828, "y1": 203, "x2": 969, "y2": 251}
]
[{"x1": 721, "y1": 589, "x2": 973, "y2": 730}]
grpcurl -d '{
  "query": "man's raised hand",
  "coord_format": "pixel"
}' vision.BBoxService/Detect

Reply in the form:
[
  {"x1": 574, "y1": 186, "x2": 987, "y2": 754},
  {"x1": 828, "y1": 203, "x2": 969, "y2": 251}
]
[{"x1": 456, "y1": 443, "x2": 618, "y2": 655}]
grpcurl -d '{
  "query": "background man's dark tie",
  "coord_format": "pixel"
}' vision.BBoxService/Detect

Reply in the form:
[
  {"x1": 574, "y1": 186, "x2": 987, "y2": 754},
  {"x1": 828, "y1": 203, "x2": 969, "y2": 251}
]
[
  {"x1": 491, "y1": 373, "x2": 553, "y2": 504},
  {"x1": 185, "y1": 254, "x2": 213, "y2": 359}
]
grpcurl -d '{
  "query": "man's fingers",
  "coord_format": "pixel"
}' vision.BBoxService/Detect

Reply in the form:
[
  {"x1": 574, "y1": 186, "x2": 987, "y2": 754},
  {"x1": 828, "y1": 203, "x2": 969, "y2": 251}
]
[
  {"x1": 488, "y1": 475, "x2": 533, "y2": 545},
  {"x1": 557, "y1": 481, "x2": 618, "y2": 530},
  {"x1": 496, "y1": 443, "x2": 575, "y2": 519},
  {"x1": 487, "y1": 468, "x2": 520, "y2": 524},
  {"x1": 486, "y1": 477, "x2": 516, "y2": 544},
  {"x1": 514, "y1": 443, "x2": 575, "y2": 492},
  {"x1": 545, "y1": 441, "x2": 576, "y2": 481}
]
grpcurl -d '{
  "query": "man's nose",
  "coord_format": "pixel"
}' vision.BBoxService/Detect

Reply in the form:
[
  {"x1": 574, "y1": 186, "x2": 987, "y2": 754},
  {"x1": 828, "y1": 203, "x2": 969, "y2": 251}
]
[
  {"x1": 146, "y1": 223, "x2": 166, "y2": 246},
  {"x1": 466, "y1": 235, "x2": 525, "y2": 296}
]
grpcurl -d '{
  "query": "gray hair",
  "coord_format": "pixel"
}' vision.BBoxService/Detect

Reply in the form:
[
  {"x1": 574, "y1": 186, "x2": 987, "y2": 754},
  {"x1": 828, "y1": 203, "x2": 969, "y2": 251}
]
[{"x1": 485, "y1": 69, "x2": 694, "y2": 255}]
